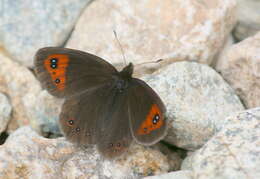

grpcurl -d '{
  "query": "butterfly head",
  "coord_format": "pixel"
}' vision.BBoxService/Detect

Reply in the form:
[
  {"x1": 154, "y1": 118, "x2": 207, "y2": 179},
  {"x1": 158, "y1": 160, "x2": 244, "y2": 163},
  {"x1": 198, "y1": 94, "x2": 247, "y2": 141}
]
[{"x1": 119, "y1": 63, "x2": 133, "y2": 79}]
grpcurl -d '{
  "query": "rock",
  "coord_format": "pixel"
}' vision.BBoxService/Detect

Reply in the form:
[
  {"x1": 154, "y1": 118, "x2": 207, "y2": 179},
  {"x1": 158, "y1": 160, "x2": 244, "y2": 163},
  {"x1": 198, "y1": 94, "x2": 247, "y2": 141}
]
[
  {"x1": 0, "y1": 68, "x2": 8, "y2": 94},
  {"x1": 152, "y1": 143, "x2": 185, "y2": 171},
  {"x1": 180, "y1": 152, "x2": 194, "y2": 170},
  {"x1": 216, "y1": 31, "x2": 260, "y2": 108},
  {"x1": 0, "y1": 50, "x2": 37, "y2": 131},
  {"x1": 22, "y1": 90, "x2": 64, "y2": 137},
  {"x1": 0, "y1": 50, "x2": 62, "y2": 136},
  {"x1": 212, "y1": 35, "x2": 234, "y2": 68},
  {"x1": 67, "y1": 0, "x2": 237, "y2": 67},
  {"x1": 143, "y1": 61, "x2": 244, "y2": 150},
  {"x1": 0, "y1": 93, "x2": 12, "y2": 133},
  {"x1": 144, "y1": 170, "x2": 193, "y2": 179},
  {"x1": 0, "y1": 0, "x2": 91, "y2": 67},
  {"x1": 233, "y1": 0, "x2": 260, "y2": 41},
  {"x1": 182, "y1": 107, "x2": 260, "y2": 179},
  {"x1": 0, "y1": 127, "x2": 170, "y2": 178},
  {"x1": 100, "y1": 144, "x2": 170, "y2": 178}
]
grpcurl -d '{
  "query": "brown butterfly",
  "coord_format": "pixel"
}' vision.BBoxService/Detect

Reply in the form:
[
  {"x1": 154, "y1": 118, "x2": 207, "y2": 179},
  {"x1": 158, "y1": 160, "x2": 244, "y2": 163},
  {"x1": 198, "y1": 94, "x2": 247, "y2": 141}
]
[{"x1": 34, "y1": 47, "x2": 167, "y2": 158}]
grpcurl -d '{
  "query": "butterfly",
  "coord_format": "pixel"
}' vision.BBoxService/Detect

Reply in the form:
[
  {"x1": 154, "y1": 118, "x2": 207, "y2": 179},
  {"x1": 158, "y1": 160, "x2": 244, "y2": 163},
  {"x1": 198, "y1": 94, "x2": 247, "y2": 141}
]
[{"x1": 34, "y1": 47, "x2": 167, "y2": 158}]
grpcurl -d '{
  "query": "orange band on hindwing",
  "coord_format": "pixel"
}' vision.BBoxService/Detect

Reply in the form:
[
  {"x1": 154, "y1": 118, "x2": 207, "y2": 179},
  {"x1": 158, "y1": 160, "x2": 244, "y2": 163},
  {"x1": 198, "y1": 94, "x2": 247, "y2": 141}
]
[
  {"x1": 44, "y1": 54, "x2": 69, "y2": 90},
  {"x1": 137, "y1": 104, "x2": 164, "y2": 135}
]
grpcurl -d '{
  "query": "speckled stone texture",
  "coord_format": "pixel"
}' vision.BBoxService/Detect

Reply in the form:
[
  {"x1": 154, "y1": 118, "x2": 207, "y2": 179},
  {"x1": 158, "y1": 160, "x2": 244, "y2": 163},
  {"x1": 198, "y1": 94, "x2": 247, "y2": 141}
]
[
  {"x1": 145, "y1": 170, "x2": 193, "y2": 179},
  {"x1": 216, "y1": 31, "x2": 260, "y2": 108},
  {"x1": 0, "y1": 50, "x2": 63, "y2": 135},
  {"x1": 233, "y1": 0, "x2": 260, "y2": 41},
  {"x1": 182, "y1": 107, "x2": 260, "y2": 179},
  {"x1": 143, "y1": 61, "x2": 244, "y2": 150},
  {"x1": 0, "y1": 93, "x2": 12, "y2": 133},
  {"x1": 0, "y1": 127, "x2": 171, "y2": 179},
  {"x1": 0, "y1": 0, "x2": 91, "y2": 66},
  {"x1": 67, "y1": 0, "x2": 237, "y2": 66},
  {"x1": 0, "y1": 1, "x2": 259, "y2": 178}
]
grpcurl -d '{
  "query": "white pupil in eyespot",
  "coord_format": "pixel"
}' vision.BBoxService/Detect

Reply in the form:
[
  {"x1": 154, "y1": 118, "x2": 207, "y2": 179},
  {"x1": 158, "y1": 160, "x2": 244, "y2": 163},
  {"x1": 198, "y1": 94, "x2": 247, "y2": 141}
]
[{"x1": 153, "y1": 114, "x2": 160, "y2": 124}]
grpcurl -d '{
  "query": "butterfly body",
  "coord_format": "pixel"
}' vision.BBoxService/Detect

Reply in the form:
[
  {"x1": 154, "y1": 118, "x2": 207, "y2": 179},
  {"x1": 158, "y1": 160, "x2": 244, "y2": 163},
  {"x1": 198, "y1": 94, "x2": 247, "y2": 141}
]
[{"x1": 34, "y1": 47, "x2": 167, "y2": 158}]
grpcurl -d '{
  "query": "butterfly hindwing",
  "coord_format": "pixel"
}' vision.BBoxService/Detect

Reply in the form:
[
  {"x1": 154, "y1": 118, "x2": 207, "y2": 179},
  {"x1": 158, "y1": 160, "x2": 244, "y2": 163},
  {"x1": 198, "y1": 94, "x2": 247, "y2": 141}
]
[
  {"x1": 127, "y1": 79, "x2": 167, "y2": 145},
  {"x1": 34, "y1": 47, "x2": 117, "y2": 98},
  {"x1": 59, "y1": 82, "x2": 116, "y2": 145},
  {"x1": 60, "y1": 80, "x2": 132, "y2": 158},
  {"x1": 96, "y1": 86, "x2": 132, "y2": 159}
]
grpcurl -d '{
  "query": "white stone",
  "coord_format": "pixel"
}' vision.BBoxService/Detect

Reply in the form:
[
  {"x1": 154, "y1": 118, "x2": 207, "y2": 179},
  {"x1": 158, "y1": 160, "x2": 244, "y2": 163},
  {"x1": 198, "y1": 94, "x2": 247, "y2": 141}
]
[
  {"x1": 182, "y1": 108, "x2": 260, "y2": 179},
  {"x1": 0, "y1": 0, "x2": 91, "y2": 66},
  {"x1": 0, "y1": 51, "x2": 62, "y2": 135},
  {"x1": 67, "y1": 0, "x2": 237, "y2": 67},
  {"x1": 143, "y1": 61, "x2": 244, "y2": 150},
  {"x1": 216, "y1": 31, "x2": 260, "y2": 108},
  {"x1": 0, "y1": 93, "x2": 12, "y2": 133},
  {"x1": 145, "y1": 170, "x2": 193, "y2": 179},
  {"x1": 233, "y1": 0, "x2": 260, "y2": 41},
  {"x1": 0, "y1": 127, "x2": 170, "y2": 179}
]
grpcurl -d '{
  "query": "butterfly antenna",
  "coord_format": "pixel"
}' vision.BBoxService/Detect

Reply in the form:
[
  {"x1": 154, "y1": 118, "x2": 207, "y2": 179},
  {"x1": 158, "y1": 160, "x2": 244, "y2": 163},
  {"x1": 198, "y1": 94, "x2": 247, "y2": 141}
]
[
  {"x1": 113, "y1": 30, "x2": 127, "y2": 65},
  {"x1": 135, "y1": 59, "x2": 163, "y2": 67}
]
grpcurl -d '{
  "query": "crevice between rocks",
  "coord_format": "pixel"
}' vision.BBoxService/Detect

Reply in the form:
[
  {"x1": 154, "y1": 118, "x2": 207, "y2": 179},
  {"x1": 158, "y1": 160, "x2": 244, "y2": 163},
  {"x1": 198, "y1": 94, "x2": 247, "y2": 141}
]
[{"x1": 0, "y1": 132, "x2": 9, "y2": 145}]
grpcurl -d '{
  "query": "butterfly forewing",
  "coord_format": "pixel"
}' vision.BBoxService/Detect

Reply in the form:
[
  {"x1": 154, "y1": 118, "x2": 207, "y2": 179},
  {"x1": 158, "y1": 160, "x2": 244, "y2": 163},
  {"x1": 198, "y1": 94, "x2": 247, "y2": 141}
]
[{"x1": 34, "y1": 47, "x2": 118, "y2": 98}]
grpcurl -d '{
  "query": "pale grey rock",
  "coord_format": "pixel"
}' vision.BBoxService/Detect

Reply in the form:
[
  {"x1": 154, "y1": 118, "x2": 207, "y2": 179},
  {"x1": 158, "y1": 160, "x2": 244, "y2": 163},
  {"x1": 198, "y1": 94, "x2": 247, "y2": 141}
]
[
  {"x1": 233, "y1": 0, "x2": 260, "y2": 41},
  {"x1": 145, "y1": 170, "x2": 193, "y2": 179},
  {"x1": 67, "y1": 0, "x2": 237, "y2": 67},
  {"x1": 152, "y1": 143, "x2": 184, "y2": 171},
  {"x1": 0, "y1": 127, "x2": 170, "y2": 179},
  {"x1": 216, "y1": 31, "x2": 260, "y2": 108},
  {"x1": 183, "y1": 108, "x2": 260, "y2": 179},
  {"x1": 0, "y1": 0, "x2": 91, "y2": 67},
  {"x1": 0, "y1": 93, "x2": 12, "y2": 133},
  {"x1": 0, "y1": 50, "x2": 38, "y2": 131},
  {"x1": 180, "y1": 152, "x2": 194, "y2": 170},
  {"x1": 22, "y1": 90, "x2": 64, "y2": 136},
  {"x1": 0, "y1": 50, "x2": 62, "y2": 135},
  {"x1": 143, "y1": 61, "x2": 244, "y2": 150},
  {"x1": 99, "y1": 144, "x2": 170, "y2": 179},
  {"x1": 213, "y1": 35, "x2": 234, "y2": 68}
]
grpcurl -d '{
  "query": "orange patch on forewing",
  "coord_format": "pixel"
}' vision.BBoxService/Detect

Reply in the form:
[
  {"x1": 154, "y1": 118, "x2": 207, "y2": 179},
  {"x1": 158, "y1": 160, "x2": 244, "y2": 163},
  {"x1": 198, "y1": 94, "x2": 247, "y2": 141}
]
[
  {"x1": 137, "y1": 104, "x2": 164, "y2": 135},
  {"x1": 44, "y1": 54, "x2": 69, "y2": 90}
]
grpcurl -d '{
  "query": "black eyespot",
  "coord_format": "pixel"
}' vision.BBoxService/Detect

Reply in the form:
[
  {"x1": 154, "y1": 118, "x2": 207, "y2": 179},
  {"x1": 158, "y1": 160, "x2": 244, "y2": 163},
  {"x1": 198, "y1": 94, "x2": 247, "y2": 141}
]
[
  {"x1": 50, "y1": 58, "x2": 58, "y2": 63},
  {"x1": 50, "y1": 64, "x2": 57, "y2": 69},
  {"x1": 55, "y1": 78, "x2": 60, "y2": 84},
  {"x1": 152, "y1": 114, "x2": 160, "y2": 124},
  {"x1": 76, "y1": 127, "x2": 80, "y2": 132},
  {"x1": 68, "y1": 120, "x2": 74, "y2": 125}
]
